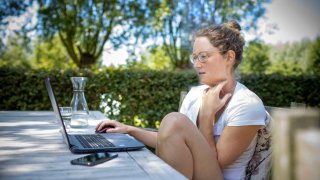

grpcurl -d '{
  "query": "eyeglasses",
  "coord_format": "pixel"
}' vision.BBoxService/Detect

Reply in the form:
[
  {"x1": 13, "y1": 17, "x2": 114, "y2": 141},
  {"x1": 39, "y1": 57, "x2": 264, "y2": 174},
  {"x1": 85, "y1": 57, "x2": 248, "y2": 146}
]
[{"x1": 189, "y1": 51, "x2": 221, "y2": 64}]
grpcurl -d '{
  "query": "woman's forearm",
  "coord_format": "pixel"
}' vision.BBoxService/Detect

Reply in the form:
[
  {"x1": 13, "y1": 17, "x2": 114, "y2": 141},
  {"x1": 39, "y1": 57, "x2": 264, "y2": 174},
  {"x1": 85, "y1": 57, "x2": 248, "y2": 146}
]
[
  {"x1": 198, "y1": 115, "x2": 219, "y2": 160},
  {"x1": 199, "y1": 125, "x2": 217, "y2": 150},
  {"x1": 127, "y1": 126, "x2": 158, "y2": 148}
]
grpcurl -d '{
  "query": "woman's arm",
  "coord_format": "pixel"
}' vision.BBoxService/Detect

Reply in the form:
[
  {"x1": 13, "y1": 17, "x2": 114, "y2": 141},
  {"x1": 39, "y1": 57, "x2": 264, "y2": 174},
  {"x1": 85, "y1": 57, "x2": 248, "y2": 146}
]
[
  {"x1": 198, "y1": 81, "x2": 262, "y2": 169},
  {"x1": 96, "y1": 120, "x2": 157, "y2": 148},
  {"x1": 216, "y1": 125, "x2": 261, "y2": 168},
  {"x1": 198, "y1": 81, "x2": 231, "y2": 155},
  {"x1": 127, "y1": 126, "x2": 157, "y2": 148},
  {"x1": 199, "y1": 108, "x2": 260, "y2": 169}
]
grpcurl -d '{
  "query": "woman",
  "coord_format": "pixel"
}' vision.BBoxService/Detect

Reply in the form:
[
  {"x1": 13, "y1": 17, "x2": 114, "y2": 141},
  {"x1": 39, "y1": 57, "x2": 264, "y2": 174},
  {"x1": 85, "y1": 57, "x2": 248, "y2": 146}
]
[{"x1": 96, "y1": 20, "x2": 268, "y2": 180}]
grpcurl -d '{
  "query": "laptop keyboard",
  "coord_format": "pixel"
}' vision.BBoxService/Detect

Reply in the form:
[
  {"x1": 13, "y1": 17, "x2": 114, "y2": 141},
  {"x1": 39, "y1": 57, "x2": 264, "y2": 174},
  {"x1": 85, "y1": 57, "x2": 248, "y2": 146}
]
[{"x1": 75, "y1": 134, "x2": 115, "y2": 148}]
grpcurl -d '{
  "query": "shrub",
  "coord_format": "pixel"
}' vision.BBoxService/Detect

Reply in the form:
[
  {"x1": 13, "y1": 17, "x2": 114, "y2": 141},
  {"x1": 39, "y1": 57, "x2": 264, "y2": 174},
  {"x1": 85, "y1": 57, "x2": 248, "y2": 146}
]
[{"x1": 1, "y1": 66, "x2": 319, "y2": 128}]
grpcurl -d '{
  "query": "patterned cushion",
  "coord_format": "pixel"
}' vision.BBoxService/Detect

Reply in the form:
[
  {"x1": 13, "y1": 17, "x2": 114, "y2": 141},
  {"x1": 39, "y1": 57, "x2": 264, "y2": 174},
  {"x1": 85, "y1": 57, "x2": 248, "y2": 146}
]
[{"x1": 245, "y1": 113, "x2": 272, "y2": 180}]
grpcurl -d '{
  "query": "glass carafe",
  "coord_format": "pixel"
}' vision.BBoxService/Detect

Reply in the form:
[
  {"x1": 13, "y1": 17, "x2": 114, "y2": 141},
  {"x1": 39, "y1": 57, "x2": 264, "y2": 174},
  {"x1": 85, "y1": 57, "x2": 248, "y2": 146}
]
[{"x1": 70, "y1": 77, "x2": 89, "y2": 128}]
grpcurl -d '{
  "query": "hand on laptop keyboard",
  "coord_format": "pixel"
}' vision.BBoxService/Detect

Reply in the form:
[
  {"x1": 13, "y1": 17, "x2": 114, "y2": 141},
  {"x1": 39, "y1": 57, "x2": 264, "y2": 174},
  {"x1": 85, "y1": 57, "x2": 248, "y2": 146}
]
[
  {"x1": 96, "y1": 120, "x2": 130, "y2": 134},
  {"x1": 95, "y1": 125, "x2": 114, "y2": 133}
]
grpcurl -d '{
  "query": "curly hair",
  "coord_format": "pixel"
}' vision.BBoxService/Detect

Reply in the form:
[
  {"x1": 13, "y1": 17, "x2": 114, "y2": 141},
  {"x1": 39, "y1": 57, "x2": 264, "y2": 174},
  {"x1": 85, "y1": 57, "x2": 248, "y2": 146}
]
[{"x1": 194, "y1": 20, "x2": 245, "y2": 69}]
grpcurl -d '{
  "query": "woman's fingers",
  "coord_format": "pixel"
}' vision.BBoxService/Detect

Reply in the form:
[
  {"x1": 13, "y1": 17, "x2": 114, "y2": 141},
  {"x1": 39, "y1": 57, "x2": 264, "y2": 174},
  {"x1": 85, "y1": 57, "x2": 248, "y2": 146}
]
[
  {"x1": 95, "y1": 120, "x2": 129, "y2": 134},
  {"x1": 202, "y1": 81, "x2": 232, "y2": 111},
  {"x1": 96, "y1": 120, "x2": 115, "y2": 131},
  {"x1": 216, "y1": 81, "x2": 228, "y2": 92},
  {"x1": 204, "y1": 81, "x2": 228, "y2": 98},
  {"x1": 95, "y1": 121, "x2": 103, "y2": 130},
  {"x1": 221, "y1": 93, "x2": 232, "y2": 105}
]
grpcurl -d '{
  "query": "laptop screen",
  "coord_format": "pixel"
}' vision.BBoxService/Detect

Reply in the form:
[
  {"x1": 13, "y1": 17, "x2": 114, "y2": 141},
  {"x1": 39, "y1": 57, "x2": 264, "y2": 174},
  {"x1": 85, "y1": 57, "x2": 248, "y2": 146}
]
[{"x1": 45, "y1": 77, "x2": 72, "y2": 147}]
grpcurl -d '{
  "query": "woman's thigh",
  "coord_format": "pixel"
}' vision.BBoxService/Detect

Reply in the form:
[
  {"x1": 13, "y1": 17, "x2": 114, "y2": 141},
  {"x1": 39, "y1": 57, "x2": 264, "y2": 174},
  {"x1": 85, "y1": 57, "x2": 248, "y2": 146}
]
[{"x1": 157, "y1": 112, "x2": 222, "y2": 179}]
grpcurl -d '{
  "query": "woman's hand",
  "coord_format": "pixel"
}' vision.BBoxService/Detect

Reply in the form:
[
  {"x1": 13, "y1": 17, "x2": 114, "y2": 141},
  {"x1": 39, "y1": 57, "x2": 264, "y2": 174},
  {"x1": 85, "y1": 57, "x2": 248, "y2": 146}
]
[
  {"x1": 96, "y1": 120, "x2": 158, "y2": 148},
  {"x1": 199, "y1": 81, "x2": 232, "y2": 128},
  {"x1": 95, "y1": 120, "x2": 130, "y2": 134}
]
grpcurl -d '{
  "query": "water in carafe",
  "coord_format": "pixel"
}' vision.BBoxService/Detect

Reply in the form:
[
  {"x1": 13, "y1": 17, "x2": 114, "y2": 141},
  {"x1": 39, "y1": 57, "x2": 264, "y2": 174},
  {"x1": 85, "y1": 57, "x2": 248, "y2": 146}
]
[{"x1": 70, "y1": 77, "x2": 89, "y2": 128}]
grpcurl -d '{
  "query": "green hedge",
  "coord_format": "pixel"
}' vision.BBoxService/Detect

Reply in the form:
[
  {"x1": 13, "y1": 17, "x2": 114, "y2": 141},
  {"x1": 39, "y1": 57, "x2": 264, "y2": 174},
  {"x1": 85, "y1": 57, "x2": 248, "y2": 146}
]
[{"x1": 1, "y1": 66, "x2": 319, "y2": 128}]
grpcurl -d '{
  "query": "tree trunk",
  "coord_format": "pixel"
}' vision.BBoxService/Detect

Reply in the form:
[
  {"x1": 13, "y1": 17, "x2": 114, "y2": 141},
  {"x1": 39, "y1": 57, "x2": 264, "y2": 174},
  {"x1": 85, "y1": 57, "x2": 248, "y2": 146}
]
[{"x1": 79, "y1": 52, "x2": 96, "y2": 69}]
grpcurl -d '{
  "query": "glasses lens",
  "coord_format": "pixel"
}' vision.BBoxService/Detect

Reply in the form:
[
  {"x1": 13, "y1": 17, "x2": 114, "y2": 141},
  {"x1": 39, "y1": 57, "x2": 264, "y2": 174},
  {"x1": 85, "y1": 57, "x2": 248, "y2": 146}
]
[
  {"x1": 190, "y1": 55, "x2": 195, "y2": 64},
  {"x1": 199, "y1": 52, "x2": 208, "y2": 63}
]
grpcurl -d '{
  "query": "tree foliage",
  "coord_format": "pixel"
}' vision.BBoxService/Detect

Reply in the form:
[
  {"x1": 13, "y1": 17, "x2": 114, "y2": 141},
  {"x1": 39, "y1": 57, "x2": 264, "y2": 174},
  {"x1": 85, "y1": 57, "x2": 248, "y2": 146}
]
[
  {"x1": 267, "y1": 39, "x2": 313, "y2": 75},
  {"x1": 0, "y1": 0, "x2": 34, "y2": 51},
  {"x1": 5, "y1": 0, "x2": 317, "y2": 75},
  {"x1": 240, "y1": 40, "x2": 270, "y2": 75},
  {"x1": 37, "y1": 0, "x2": 158, "y2": 69},
  {"x1": 30, "y1": 36, "x2": 77, "y2": 70},
  {"x1": 0, "y1": 0, "x2": 33, "y2": 24},
  {"x1": 127, "y1": 46, "x2": 173, "y2": 70},
  {"x1": 151, "y1": 0, "x2": 270, "y2": 69},
  {"x1": 307, "y1": 36, "x2": 320, "y2": 74},
  {"x1": 0, "y1": 35, "x2": 32, "y2": 68}
]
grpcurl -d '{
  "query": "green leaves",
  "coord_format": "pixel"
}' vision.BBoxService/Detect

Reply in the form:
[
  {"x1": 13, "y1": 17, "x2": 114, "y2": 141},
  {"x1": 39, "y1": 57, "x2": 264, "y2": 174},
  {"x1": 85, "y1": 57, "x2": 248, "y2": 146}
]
[
  {"x1": 37, "y1": 0, "x2": 152, "y2": 69},
  {"x1": 1, "y1": 67, "x2": 319, "y2": 128},
  {"x1": 307, "y1": 37, "x2": 320, "y2": 74},
  {"x1": 3, "y1": 0, "x2": 272, "y2": 70},
  {"x1": 240, "y1": 40, "x2": 270, "y2": 75}
]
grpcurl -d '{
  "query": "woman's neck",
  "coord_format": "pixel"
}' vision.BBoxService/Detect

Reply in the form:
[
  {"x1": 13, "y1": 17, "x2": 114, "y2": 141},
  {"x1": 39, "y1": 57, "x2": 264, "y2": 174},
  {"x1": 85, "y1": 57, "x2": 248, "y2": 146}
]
[{"x1": 223, "y1": 78, "x2": 237, "y2": 95}]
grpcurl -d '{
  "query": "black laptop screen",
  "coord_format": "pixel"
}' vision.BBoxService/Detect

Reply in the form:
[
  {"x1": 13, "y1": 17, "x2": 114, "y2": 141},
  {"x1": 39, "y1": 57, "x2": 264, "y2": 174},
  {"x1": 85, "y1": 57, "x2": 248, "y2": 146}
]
[{"x1": 45, "y1": 77, "x2": 72, "y2": 147}]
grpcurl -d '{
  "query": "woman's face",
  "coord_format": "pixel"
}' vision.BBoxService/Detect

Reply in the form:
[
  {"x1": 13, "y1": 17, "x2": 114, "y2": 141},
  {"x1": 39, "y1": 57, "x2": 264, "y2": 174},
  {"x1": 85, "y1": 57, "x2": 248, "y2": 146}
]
[{"x1": 192, "y1": 37, "x2": 231, "y2": 86}]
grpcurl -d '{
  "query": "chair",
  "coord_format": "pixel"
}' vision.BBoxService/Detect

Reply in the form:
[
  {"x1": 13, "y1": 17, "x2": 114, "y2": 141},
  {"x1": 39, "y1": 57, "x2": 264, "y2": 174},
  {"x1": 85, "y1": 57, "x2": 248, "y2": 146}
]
[{"x1": 245, "y1": 110, "x2": 272, "y2": 180}]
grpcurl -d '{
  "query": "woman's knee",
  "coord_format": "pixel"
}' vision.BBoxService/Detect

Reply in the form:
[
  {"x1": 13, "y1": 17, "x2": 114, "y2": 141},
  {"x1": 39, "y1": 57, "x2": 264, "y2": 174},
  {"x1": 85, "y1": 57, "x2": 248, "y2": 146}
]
[{"x1": 158, "y1": 112, "x2": 190, "y2": 139}]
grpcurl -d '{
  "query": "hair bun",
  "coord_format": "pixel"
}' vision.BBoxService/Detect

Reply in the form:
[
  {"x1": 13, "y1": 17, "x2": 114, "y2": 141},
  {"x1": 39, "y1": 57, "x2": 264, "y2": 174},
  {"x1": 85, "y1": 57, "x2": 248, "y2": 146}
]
[{"x1": 225, "y1": 20, "x2": 241, "y2": 35}]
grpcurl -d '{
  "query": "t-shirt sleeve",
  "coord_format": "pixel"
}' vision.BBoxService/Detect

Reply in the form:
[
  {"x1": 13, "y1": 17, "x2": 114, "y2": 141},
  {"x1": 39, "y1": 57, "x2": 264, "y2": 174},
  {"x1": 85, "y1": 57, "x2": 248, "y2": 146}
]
[
  {"x1": 226, "y1": 99, "x2": 267, "y2": 126},
  {"x1": 179, "y1": 85, "x2": 207, "y2": 125},
  {"x1": 179, "y1": 90, "x2": 191, "y2": 115}
]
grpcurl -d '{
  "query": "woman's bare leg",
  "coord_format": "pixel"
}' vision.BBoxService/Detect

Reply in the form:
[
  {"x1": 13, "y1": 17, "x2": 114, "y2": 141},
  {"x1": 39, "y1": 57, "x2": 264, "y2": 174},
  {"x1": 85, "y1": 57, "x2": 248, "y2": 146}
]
[{"x1": 156, "y1": 112, "x2": 223, "y2": 180}]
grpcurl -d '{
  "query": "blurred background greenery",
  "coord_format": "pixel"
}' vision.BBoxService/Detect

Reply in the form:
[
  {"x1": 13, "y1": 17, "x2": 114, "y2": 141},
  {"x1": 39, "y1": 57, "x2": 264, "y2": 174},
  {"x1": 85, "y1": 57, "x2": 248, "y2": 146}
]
[
  {"x1": 1, "y1": 0, "x2": 319, "y2": 127},
  {"x1": 1, "y1": 0, "x2": 319, "y2": 73}
]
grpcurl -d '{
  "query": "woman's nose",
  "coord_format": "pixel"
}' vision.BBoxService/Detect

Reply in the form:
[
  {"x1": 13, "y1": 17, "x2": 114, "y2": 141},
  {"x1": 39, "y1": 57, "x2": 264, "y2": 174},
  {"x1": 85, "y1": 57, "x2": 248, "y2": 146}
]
[{"x1": 194, "y1": 60, "x2": 202, "y2": 68}]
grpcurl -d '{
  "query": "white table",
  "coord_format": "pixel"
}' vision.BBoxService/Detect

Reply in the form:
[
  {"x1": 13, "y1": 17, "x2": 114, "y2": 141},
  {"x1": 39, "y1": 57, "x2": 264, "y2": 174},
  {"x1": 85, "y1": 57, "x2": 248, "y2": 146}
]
[{"x1": 0, "y1": 111, "x2": 186, "y2": 180}]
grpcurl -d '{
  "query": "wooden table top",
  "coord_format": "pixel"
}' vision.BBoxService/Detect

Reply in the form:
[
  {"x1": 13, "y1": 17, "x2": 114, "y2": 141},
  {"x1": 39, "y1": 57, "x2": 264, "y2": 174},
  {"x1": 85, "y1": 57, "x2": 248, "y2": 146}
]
[{"x1": 0, "y1": 111, "x2": 186, "y2": 180}]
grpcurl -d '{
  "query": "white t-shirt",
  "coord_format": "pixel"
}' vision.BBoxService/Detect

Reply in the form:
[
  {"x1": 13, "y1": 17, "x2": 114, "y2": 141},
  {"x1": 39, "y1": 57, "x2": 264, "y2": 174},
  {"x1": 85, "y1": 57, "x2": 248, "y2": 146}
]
[{"x1": 179, "y1": 82, "x2": 267, "y2": 180}]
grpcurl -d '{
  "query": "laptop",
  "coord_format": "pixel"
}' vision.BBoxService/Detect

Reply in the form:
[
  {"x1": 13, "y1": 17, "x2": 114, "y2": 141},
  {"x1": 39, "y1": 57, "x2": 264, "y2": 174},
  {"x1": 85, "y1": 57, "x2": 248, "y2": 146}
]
[{"x1": 45, "y1": 77, "x2": 145, "y2": 154}]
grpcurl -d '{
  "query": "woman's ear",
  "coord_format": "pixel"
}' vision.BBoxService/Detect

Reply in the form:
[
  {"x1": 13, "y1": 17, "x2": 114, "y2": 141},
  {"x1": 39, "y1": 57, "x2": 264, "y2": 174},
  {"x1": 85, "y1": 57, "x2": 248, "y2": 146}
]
[{"x1": 226, "y1": 50, "x2": 236, "y2": 64}]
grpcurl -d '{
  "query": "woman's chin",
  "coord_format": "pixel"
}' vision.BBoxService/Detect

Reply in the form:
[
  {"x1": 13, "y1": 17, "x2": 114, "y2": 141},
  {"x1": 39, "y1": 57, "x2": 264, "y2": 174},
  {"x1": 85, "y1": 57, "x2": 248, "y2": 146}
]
[
  {"x1": 198, "y1": 78, "x2": 206, "y2": 84},
  {"x1": 199, "y1": 79, "x2": 220, "y2": 87},
  {"x1": 199, "y1": 79, "x2": 213, "y2": 86}
]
